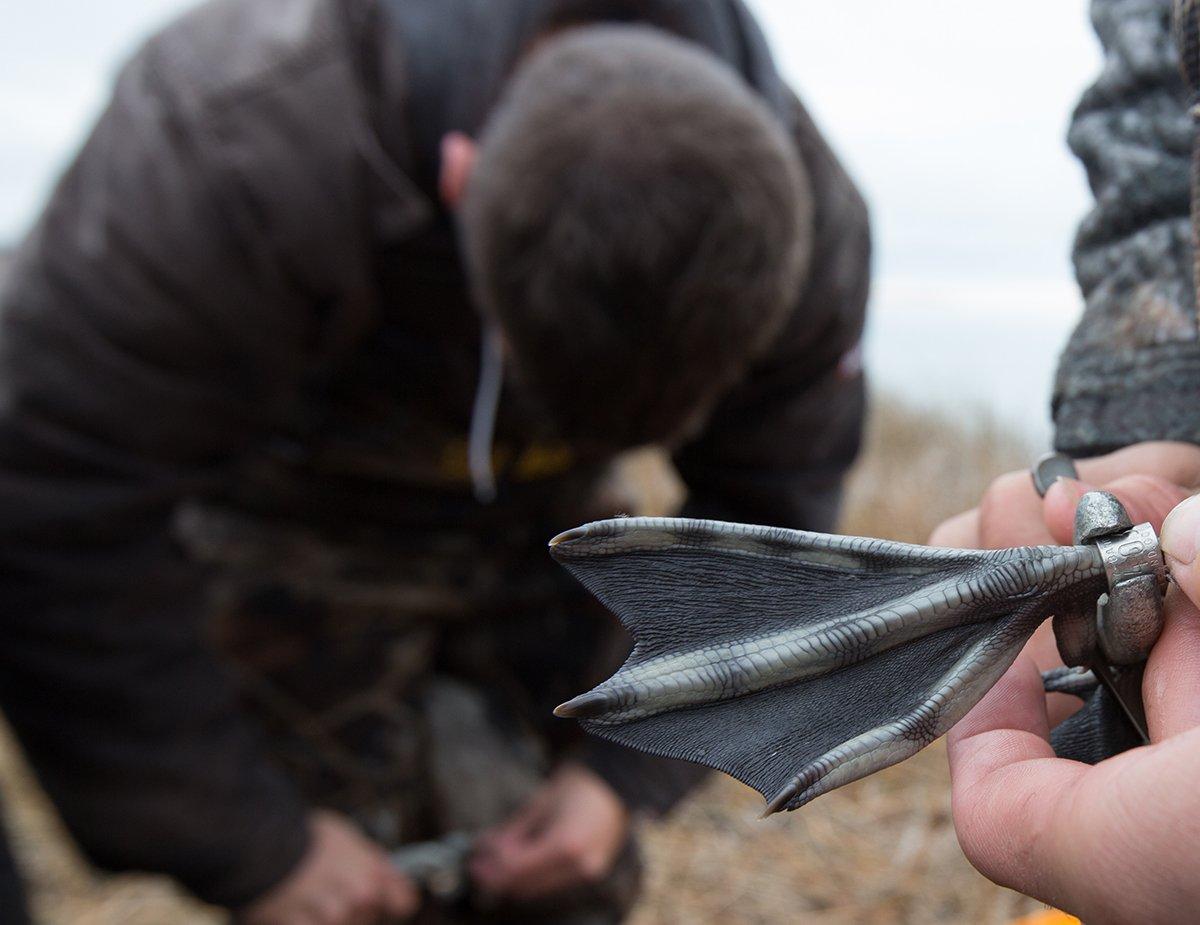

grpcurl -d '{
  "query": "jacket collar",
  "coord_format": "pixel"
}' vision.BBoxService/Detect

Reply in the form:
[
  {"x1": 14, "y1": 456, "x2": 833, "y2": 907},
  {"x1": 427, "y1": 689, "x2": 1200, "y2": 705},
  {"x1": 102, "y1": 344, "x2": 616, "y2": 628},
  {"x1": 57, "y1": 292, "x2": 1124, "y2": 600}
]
[{"x1": 372, "y1": 0, "x2": 791, "y2": 202}]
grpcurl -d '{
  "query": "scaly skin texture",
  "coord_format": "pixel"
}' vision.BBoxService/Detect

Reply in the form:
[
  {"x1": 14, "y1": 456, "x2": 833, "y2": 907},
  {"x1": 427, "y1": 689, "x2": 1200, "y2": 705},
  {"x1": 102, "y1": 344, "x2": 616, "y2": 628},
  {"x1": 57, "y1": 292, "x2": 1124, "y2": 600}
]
[
  {"x1": 551, "y1": 518, "x2": 1109, "y2": 813},
  {"x1": 560, "y1": 541, "x2": 1103, "y2": 725}
]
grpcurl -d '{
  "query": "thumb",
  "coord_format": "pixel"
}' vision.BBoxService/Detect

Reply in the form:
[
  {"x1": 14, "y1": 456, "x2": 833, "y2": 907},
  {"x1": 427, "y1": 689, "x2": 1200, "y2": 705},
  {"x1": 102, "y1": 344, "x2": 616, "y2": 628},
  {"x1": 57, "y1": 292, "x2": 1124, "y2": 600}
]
[{"x1": 1162, "y1": 492, "x2": 1200, "y2": 605}]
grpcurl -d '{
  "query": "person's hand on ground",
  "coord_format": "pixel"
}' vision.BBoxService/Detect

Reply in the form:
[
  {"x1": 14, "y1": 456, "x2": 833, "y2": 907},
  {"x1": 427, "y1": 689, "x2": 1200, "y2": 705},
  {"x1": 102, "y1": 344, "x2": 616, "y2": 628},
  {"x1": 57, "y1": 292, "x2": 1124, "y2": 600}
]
[
  {"x1": 242, "y1": 810, "x2": 418, "y2": 925},
  {"x1": 940, "y1": 444, "x2": 1200, "y2": 923},
  {"x1": 469, "y1": 762, "x2": 629, "y2": 903}
]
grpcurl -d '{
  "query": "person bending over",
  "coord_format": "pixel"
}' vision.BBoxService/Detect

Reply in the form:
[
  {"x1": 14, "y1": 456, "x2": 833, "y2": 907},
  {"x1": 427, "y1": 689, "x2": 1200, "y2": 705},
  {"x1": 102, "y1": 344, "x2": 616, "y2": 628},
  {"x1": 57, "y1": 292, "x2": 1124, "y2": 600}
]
[{"x1": 0, "y1": 1, "x2": 870, "y2": 921}]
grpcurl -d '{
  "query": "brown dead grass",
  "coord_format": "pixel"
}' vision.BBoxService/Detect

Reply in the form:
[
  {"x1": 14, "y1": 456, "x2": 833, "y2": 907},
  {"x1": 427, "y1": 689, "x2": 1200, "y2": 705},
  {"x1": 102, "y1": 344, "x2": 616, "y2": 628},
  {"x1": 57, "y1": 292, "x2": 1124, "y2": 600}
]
[{"x1": 0, "y1": 394, "x2": 1043, "y2": 923}]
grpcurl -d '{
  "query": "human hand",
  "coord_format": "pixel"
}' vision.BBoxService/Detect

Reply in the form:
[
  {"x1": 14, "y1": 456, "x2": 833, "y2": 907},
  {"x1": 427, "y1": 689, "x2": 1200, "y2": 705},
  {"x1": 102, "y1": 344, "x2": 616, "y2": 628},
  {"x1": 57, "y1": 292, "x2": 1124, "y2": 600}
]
[
  {"x1": 469, "y1": 762, "x2": 629, "y2": 903},
  {"x1": 241, "y1": 811, "x2": 418, "y2": 925},
  {"x1": 929, "y1": 441, "x2": 1200, "y2": 550},
  {"x1": 944, "y1": 449, "x2": 1200, "y2": 923},
  {"x1": 929, "y1": 441, "x2": 1200, "y2": 717}
]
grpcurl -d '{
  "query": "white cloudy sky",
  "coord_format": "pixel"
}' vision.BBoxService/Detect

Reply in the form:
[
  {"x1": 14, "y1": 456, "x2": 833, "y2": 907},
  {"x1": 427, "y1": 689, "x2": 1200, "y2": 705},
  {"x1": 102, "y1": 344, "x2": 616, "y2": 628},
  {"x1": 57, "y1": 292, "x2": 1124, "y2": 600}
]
[
  {"x1": 746, "y1": 0, "x2": 1103, "y2": 438},
  {"x1": 756, "y1": 1, "x2": 1102, "y2": 284},
  {"x1": 0, "y1": 0, "x2": 1104, "y2": 436}
]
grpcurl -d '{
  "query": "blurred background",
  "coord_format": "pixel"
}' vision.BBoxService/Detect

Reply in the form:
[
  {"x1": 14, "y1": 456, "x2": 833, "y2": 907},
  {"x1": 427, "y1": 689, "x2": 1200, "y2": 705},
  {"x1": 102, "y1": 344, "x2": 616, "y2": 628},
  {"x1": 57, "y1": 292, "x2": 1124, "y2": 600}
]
[
  {"x1": 0, "y1": 1, "x2": 1099, "y2": 922},
  {"x1": 0, "y1": 0, "x2": 1101, "y2": 444}
]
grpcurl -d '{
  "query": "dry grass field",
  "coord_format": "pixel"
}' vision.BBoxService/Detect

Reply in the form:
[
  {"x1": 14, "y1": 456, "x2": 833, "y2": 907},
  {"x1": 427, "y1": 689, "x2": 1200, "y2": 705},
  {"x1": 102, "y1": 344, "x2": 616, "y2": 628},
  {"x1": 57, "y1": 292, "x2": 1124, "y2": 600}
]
[
  {"x1": 627, "y1": 397, "x2": 1042, "y2": 925},
  {"x1": 0, "y1": 395, "x2": 1049, "y2": 924}
]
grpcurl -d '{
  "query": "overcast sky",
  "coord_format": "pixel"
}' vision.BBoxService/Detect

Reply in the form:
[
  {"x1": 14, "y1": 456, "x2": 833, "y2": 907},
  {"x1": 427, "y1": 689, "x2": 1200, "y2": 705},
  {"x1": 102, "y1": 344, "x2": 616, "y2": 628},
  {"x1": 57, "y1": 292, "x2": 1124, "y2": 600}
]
[
  {"x1": 0, "y1": 1, "x2": 1105, "y2": 432},
  {"x1": 753, "y1": 1, "x2": 1101, "y2": 283},
  {"x1": 744, "y1": 0, "x2": 1103, "y2": 435}
]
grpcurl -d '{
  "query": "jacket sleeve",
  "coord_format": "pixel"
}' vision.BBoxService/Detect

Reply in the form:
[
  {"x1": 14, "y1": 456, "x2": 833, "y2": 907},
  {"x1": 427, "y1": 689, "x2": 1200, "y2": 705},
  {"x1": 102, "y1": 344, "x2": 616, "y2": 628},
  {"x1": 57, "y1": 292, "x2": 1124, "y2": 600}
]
[
  {"x1": 0, "y1": 46, "x2": 316, "y2": 908},
  {"x1": 672, "y1": 94, "x2": 870, "y2": 533},
  {"x1": 1054, "y1": 0, "x2": 1200, "y2": 456}
]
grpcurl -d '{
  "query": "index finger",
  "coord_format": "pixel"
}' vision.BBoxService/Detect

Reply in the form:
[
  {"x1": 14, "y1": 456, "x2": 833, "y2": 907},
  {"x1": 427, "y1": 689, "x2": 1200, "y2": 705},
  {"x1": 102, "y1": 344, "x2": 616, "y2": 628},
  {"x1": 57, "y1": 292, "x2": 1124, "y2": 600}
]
[
  {"x1": 978, "y1": 471, "x2": 1056, "y2": 549},
  {"x1": 1073, "y1": 442, "x2": 1200, "y2": 489}
]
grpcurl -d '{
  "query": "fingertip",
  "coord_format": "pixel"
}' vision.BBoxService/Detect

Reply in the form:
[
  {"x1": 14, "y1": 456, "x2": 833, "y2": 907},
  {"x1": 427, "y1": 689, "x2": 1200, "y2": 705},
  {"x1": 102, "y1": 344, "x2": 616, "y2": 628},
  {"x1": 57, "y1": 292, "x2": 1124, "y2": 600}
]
[
  {"x1": 929, "y1": 508, "x2": 980, "y2": 549},
  {"x1": 440, "y1": 131, "x2": 474, "y2": 164},
  {"x1": 1042, "y1": 477, "x2": 1094, "y2": 545},
  {"x1": 1162, "y1": 492, "x2": 1200, "y2": 563},
  {"x1": 1160, "y1": 496, "x2": 1200, "y2": 622},
  {"x1": 438, "y1": 132, "x2": 478, "y2": 210}
]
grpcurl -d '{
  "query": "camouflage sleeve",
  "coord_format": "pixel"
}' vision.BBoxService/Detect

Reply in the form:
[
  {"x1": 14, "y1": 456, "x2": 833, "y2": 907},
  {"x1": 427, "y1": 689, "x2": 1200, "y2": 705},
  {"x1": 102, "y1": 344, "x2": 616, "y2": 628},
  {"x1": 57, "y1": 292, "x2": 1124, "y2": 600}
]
[
  {"x1": 1054, "y1": 0, "x2": 1200, "y2": 455},
  {"x1": 672, "y1": 93, "x2": 870, "y2": 533},
  {"x1": 0, "y1": 43, "x2": 313, "y2": 908}
]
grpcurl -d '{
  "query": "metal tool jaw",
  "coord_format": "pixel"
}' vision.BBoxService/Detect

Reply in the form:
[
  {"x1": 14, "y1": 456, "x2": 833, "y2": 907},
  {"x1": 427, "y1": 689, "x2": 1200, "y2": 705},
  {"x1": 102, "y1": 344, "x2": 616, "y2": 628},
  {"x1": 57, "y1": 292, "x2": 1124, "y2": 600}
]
[
  {"x1": 1094, "y1": 523, "x2": 1168, "y2": 665},
  {"x1": 391, "y1": 832, "x2": 474, "y2": 903},
  {"x1": 1034, "y1": 455, "x2": 1168, "y2": 741}
]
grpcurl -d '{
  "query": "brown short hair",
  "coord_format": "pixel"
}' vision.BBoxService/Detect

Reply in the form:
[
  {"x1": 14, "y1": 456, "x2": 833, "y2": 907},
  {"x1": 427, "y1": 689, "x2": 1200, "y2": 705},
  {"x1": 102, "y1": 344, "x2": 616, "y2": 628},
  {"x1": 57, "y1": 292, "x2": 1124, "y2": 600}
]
[{"x1": 461, "y1": 25, "x2": 811, "y2": 448}]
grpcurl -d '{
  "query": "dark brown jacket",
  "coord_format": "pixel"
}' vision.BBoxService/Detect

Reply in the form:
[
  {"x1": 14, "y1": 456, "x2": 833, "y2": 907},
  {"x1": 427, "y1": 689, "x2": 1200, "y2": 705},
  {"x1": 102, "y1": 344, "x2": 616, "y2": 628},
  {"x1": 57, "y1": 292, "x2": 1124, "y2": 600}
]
[{"x1": 0, "y1": 0, "x2": 869, "y2": 907}]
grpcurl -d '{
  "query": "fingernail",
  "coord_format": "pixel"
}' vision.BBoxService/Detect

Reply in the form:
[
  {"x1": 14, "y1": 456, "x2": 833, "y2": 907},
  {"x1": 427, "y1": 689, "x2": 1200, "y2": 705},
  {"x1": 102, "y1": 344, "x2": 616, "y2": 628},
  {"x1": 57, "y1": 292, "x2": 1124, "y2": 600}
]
[{"x1": 1160, "y1": 493, "x2": 1200, "y2": 566}]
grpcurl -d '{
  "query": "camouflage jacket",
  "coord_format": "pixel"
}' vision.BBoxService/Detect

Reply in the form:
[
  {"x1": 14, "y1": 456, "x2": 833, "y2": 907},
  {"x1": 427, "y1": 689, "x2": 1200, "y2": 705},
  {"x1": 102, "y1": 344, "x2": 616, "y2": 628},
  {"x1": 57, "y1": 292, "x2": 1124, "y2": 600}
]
[
  {"x1": 1055, "y1": 0, "x2": 1200, "y2": 453},
  {"x1": 0, "y1": 0, "x2": 869, "y2": 909}
]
